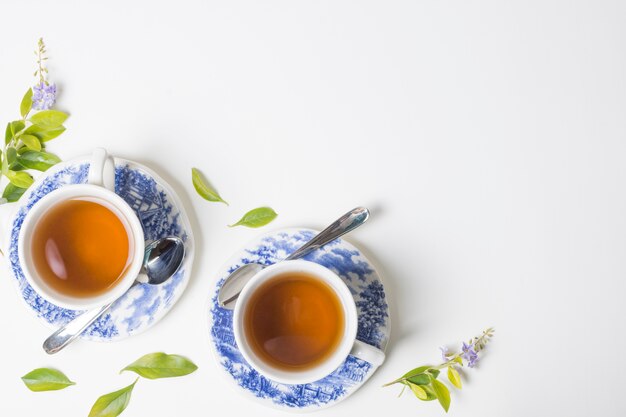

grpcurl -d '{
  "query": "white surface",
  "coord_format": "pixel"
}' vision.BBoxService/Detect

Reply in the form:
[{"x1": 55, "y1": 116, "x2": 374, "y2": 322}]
[{"x1": 0, "y1": 1, "x2": 624, "y2": 416}]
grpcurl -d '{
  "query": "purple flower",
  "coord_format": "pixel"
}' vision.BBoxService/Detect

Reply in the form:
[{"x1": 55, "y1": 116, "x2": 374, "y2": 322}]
[
  {"x1": 32, "y1": 82, "x2": 56, "y2": 110},
  {"x1": 461, "y1": 342, "x2": 479, "y2": 368},
  {"x1": 440, "y1": 346, "x2": 450, "y2": 362}
]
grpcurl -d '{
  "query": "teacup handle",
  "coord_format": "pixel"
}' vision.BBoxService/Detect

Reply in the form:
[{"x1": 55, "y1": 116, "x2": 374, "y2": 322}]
[
  {"x1": 350, "y1": 339, "x2": 386, "y2": 366},
  {"x1": 88, "y1": 148, "x2": 115, "y2": 191}
]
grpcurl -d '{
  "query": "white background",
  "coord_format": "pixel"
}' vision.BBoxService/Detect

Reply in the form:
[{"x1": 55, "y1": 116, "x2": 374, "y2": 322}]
[{"x1": 1, "y1": 1, "x2": 625, "y2": 416}]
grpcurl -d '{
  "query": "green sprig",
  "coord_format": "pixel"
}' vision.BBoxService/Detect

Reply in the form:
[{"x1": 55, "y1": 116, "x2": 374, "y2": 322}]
[
  {"x1": 384, "y1": 327, "x2": 495, "y2": 413},
  {"x1": 2, "y1": 38, "x2": 67, "y2": 203}
]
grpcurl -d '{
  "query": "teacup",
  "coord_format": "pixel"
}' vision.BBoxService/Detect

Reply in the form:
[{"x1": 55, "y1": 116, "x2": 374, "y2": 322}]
[
  {"x1": 16, "y1": 148, "x2": 144, "y2": 310},
  {"x1": 233, "y1": 260, "x2": 385, "y2": 385}
]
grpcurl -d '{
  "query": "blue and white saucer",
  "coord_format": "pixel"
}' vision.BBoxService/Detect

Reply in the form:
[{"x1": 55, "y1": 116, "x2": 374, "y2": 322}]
[
  {"x1": 6, "y1": 155, "x2": 194, "y2": 341},
  {"x1": 208, "y1": 229, "x2": 390, "y2": 411}
]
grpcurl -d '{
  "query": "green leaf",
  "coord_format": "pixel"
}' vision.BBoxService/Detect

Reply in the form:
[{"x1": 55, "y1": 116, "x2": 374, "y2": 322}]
[
  {"x1": 406, "y1": 373, "x2": 430, "y2": 385},
  {"x1": 453, "y1": 356, "x2": 463, "y2": 366},
  {"x1": 447, "y1": 366, "x2": 462, "y2": 389},
  {"x1": 402, "y1": 366, "x2": 431, "y2": 379},
  {"x1": 2, "y1": 183, "x2": 27, "y2": 202},
  {"x1": 23, "y1": 124, "x2": 66, "y2": 142},
  {"x1": 6, "y1": 147, "x2": 17, "y2": 165},
  {"x1": 20, "y1": 88, "x2": 33, "y2": 118},
  {"x1": 21, "y1": 368, "x2": 75, "y2": 392},
  {"x1": 29, "y1": 110, "x2": 68, "y2": 128},
  {"x1": 10, "y1": 120, "x2": 25, "y2": 136},
  {"x1": 5, "y1": 123, "x2": 12, "y2": 144},
  {"x1": 229, "y1": 207, "x2": 278, "y2": 228},
  {"x1": 18, "y1": 150, "x2": 60, "y2": 171},
  {"x1": 6, "y1": 170, "x2": 33, "y2": 188},
  {"x1": 191, "y1": 167, "x2": 227, "y2": 205},
  {"x1": 420, "y1": 383, "x2": 439, "y2": 401},
  {"x1": 121, "y1": 352, "x2": 198, "y2": 379},
  {"x1": 9, "y1": 162, "x2": 27, "y2": 171},
  {"x1": 6, "y1": 120, "x2": 26, "y2": 145},
  {"x1": 89, "y1": 379, "x2": 137, "y2": 417},
  {"x1": 20, "y1": 134, "x2": 41, "y2": 151},
  {"x1": 427, "y1": 368, "x2": 441, "y2": 379},
  {"x1": 431, "y1": 379, "x2": 451, "y2": 412},
  {"x1": 408, "y1": 382, "x2": 428, "y2": 400}
]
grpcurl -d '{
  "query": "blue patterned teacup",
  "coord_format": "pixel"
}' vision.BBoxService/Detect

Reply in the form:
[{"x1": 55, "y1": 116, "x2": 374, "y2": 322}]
[
  {"x1": 233, "y1": 260, "x2": 385, "y2": 385},
  {"x1": 14, "y1": 148, "x2": 145, "y2": 311}
]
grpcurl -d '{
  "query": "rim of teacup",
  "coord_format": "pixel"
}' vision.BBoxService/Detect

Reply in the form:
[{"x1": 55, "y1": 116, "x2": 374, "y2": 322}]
[
  {"x1": 233, "y1": 259, "x2": 358, "y2": 385},
  {"x1": 17, "y1": 183, "x2": 145, "y2": 311}
]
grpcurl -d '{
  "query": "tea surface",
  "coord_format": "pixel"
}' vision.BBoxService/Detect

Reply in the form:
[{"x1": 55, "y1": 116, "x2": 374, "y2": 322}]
[
  {"x1": 244, "y1": 272, "x2": 345, "y2": 371},
  {"x1": 32, "y1": 198, "x2": 131, "y2": 297}
]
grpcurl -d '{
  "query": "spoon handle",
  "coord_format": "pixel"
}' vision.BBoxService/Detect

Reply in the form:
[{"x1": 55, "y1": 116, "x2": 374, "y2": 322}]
[
  {"x1": 43, "y1": 300, "x2": 116, "y2": 354},
  {"x1": 285, "y1": 207, "x2": 370, "y2": 261}
]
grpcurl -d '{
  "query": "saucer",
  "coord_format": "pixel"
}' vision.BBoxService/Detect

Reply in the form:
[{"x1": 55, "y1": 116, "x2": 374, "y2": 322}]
[
  {"x1": 6, "y1": 155, "x2": 194, "y2": 341},
  {"x1": 208, "y1": 228, "x2": 390, "y2": 411}
]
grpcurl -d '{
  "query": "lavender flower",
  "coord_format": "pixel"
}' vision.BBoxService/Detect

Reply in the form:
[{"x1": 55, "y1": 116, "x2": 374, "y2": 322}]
[
  {"x1": 440, "y1": 346, "x2": 450, "y2": 362},
  {"x1": 32, "y1": 82, "x2": 56, "y2": 110},
  {"x1": 385, "y1": 328, "x2": 494, "y2": 412},
  {"x1": 461, "y1": 342, "x2": 479, "y2": 368}
]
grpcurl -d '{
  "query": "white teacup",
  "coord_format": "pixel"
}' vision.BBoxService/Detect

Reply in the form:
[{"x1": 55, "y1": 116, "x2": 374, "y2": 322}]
[
  {"x1": 17, "y1": 148, "x2": 145, "y2": 311},
  {"x1": 233, "y1": 260, "x2": 385, "y2": 385}
]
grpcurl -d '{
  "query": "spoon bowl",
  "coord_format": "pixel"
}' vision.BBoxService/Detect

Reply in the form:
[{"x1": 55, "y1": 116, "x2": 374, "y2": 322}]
[{"x1": 140, "y1": 237, "x2": 186, "y2": 284}]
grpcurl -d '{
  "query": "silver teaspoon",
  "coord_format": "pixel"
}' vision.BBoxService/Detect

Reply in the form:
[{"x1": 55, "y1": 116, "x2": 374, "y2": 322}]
[
  {"x1": 218, "y1": 207, "x2": 370, "y2": 309},
  {"x1": 43, "y1": 236, "x2": 185, "y2": 354}
]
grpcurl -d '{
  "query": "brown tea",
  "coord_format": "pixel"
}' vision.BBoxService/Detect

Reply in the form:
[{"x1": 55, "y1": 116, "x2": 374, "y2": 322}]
[
  {"x1": 31, "y1": 198, "x2": 131, "y2": 297},
  {"x1": 244, "y1": 272, "x2": 345, "y2": 371}
]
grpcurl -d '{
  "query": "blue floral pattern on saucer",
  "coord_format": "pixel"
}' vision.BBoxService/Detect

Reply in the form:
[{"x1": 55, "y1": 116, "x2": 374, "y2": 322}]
[
  {"x1": 209, "y1": 229, "x2": 390, "y2": 411},
  {"x1": 7, "y1": 156, "x2": 194, "y2": 341}
]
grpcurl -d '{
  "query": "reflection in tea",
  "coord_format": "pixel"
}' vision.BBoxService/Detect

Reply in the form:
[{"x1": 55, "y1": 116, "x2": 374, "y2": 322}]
[
  {"x1": 244, "y1": 272, "x2": 345, "y2": 371},
  {"x1": 31, "y1": 198, "x2": 131, "y2": 298}
]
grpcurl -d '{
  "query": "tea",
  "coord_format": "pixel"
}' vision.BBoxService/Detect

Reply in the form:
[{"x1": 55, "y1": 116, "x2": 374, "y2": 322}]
[
  {"x1": 31, "y1": 198, "x2": 132, "y2": 298},
  {"x1": 243, "y1": 272, "x2": 345, "y2": 371}
]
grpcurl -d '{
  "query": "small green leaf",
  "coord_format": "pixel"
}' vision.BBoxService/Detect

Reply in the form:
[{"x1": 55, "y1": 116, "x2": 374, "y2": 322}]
[
  {"x1": 18, "y1": 150, "x2": 60, "y2": 171},
  {"x1": 431, "y1": 379, "x2": 451, "y2": 412},
  {"x1": 21, "y1": 368, "x2": 75, "y2": 392},
  {"x1": 20, "y1": 88, "x2": 33, "y2": 118},
  {"x1": 453, "y1": 356, "x2": 463, "y2": 366},
  {"x1": 2, "y1": 183, "x2": 27, "y2": 202},
  {"x1": 9, "y1": 162, "x2": 27, "y2": 171},
  {"x1": 191, "y1": 168, "x2": 227, "y2": 205},
  {"x1": 89, "y1": 379, "x2": 137, "y2": 417},
  {"x1": 29, "y1": 110, "x2": 68, "y2": 128},
  {"x1": 408, "y1": 382, "x2": 428, "y2": 400},
  {"x1": 23, "y1": 124, "x2": 66, "y2": 142},
  {"x1": 402, "y1": 366, "x2": 431, "y2": 379},
  {"x1": 427, "y1": 368, "x2": 440, "y2": 379},
  {"x1": 6, "y1": 147, "x2": 17, "y2": 165},
  {"x1": 406, "y1": 373, "x2": 430, "y2": 385},
  {"x1": 20, "y1": 134, "x2": 41, "y2": 151},
  {"x1": 10, "y1": 120, "x2": 25, "y2": 136},
  {"x1": 229, "y1": 207, "x2": 278, "y2": 228},
  {"x1": 420, "y1": 383, "x2": 439, "y2": 401},
  {"x1": 6, "y1": 170, "x2": 33, "y2": 188},
  {"x1": 121, "y1": 352, "x2": 198, "y2": 379},
  {"x1": 5, "y1": 123, "x2": 12, "y2": 144},
  {"x1": 447, "y1": 366, "x2": 462, "y2": 389}
]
